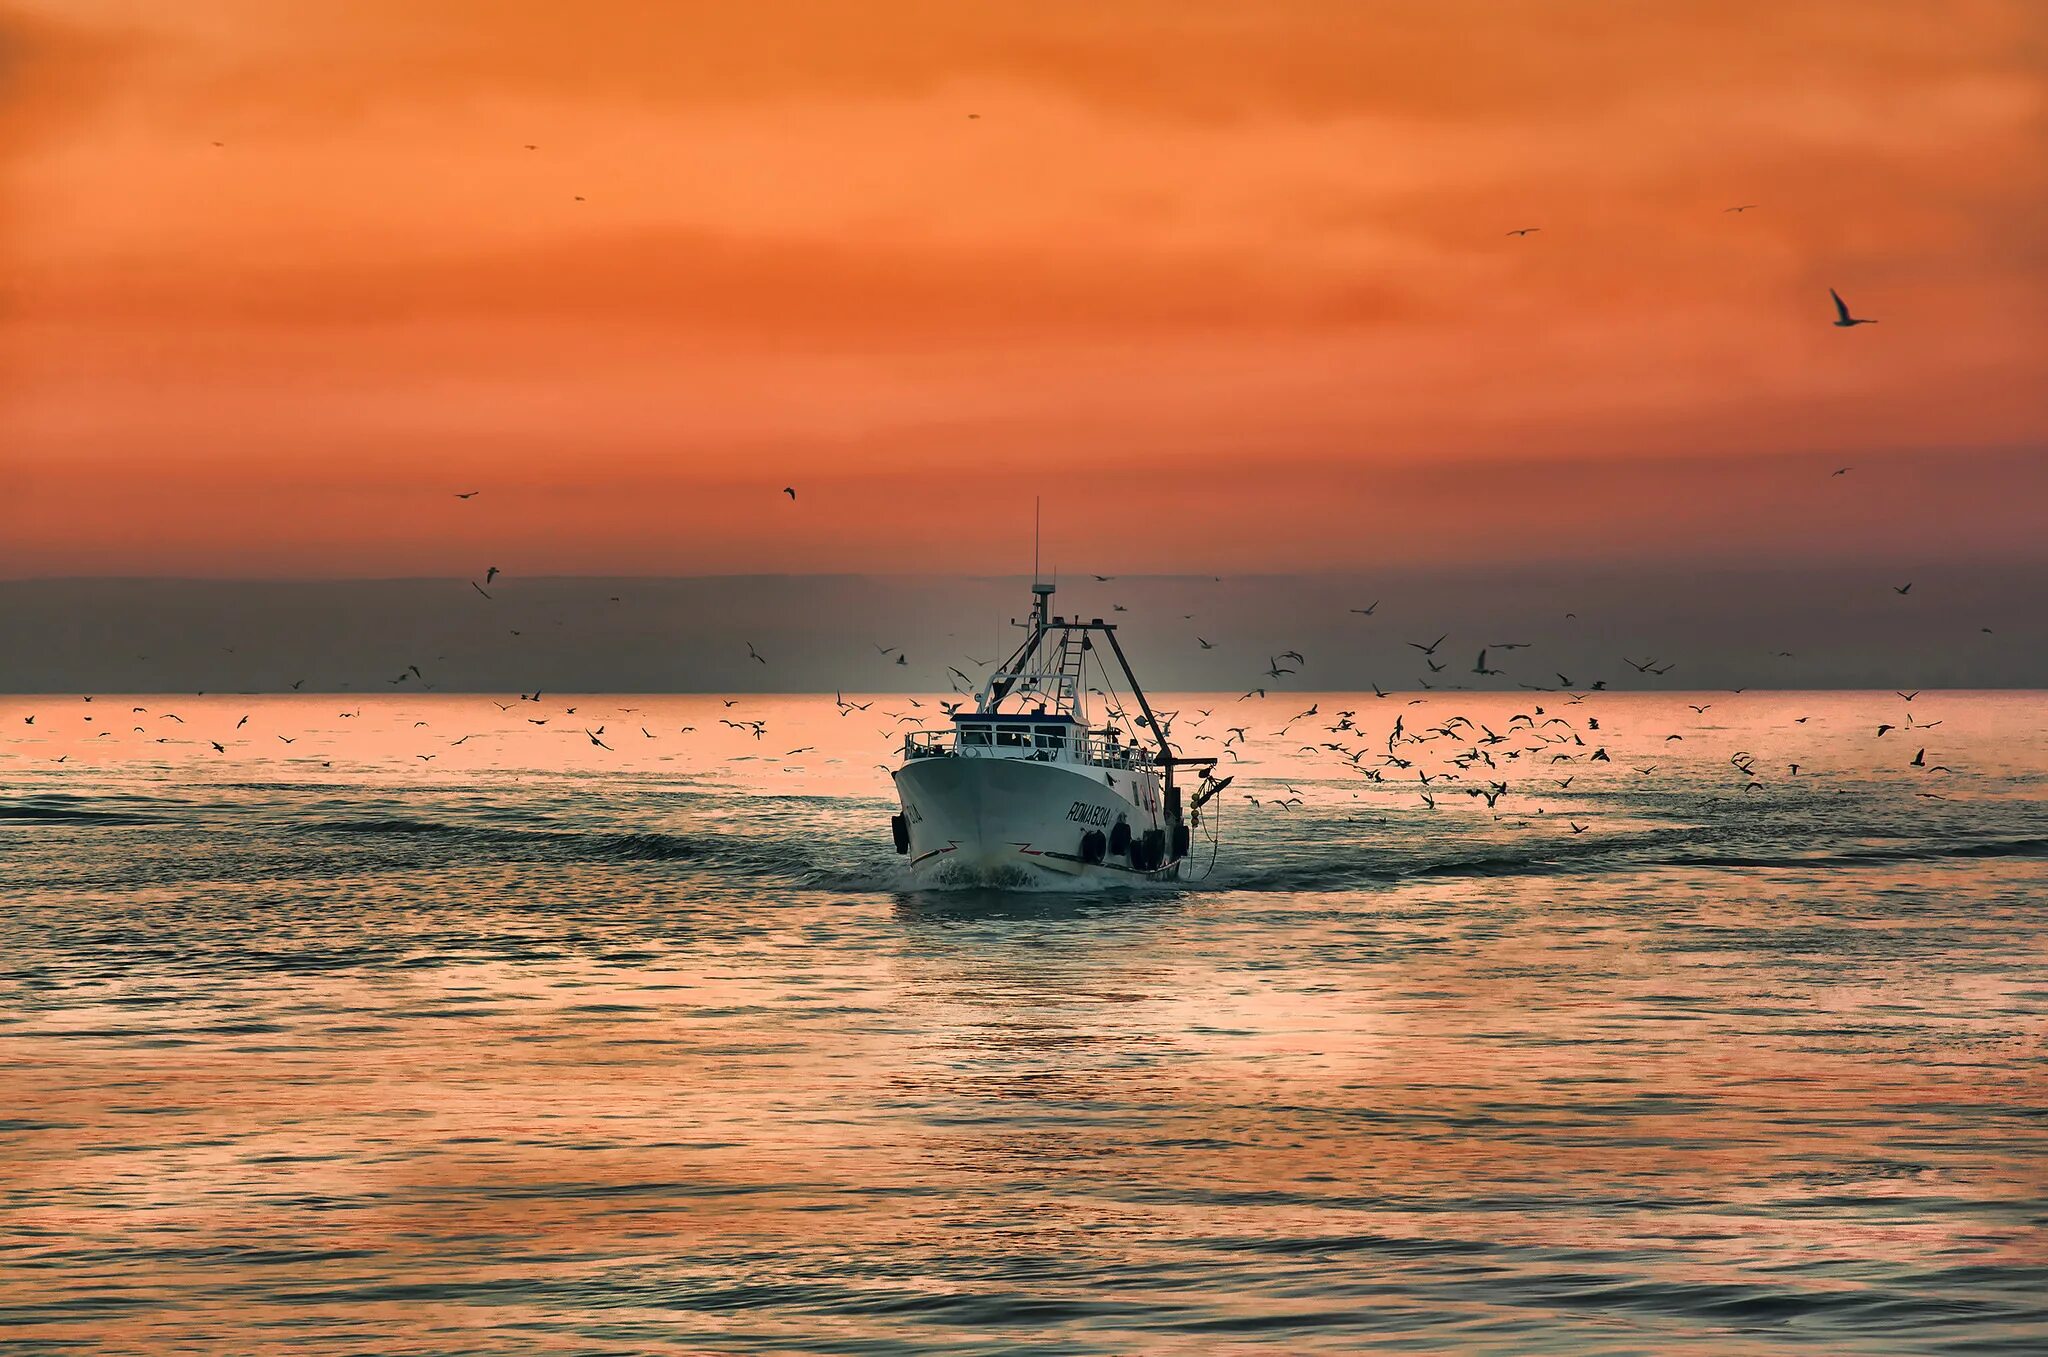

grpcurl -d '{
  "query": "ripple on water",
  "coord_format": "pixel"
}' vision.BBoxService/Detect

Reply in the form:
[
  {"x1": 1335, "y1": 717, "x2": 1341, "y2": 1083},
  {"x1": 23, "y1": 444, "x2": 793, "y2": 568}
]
[{"x1": 1, "y1": 692, "x2": 2044, "y2": 1353}]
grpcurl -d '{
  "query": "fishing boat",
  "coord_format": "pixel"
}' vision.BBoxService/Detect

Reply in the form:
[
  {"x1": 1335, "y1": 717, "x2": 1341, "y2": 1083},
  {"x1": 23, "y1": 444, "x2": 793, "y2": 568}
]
[{"x1": 889, "y1": 578, "x2": 1228, "y2": 888}]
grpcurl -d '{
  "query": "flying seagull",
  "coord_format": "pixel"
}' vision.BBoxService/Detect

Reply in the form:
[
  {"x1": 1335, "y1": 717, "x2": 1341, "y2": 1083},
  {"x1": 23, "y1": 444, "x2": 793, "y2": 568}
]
[
  {"x1": 1830, "y1": 288, "x2": 1877, "y2": 327},
  {"x1": 1506, "y1": 227, "x2": 1540, "y2": 237}
]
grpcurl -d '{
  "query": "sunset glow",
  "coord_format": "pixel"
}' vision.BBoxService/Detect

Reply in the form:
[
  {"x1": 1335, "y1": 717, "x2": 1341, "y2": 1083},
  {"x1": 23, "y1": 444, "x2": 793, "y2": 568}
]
[{"x1": 4, "y1": 0, "x2": 2043, "y2": 575}]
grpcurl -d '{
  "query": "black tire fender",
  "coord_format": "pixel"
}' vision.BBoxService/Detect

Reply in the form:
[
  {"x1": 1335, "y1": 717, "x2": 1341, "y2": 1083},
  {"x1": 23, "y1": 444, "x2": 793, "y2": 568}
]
[{"x1": 1140, "y1": 828, "x2": 1166, "y2": 872}]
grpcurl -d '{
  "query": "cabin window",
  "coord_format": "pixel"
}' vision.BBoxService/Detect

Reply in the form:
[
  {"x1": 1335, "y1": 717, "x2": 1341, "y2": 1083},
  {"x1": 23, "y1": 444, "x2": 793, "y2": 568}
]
[
  {"x1": 996, "y1": 726, "x2": 1030, "y2": 747},
  {"x1": 959, "y1": 725, "x2": 992, "y2": 747}
]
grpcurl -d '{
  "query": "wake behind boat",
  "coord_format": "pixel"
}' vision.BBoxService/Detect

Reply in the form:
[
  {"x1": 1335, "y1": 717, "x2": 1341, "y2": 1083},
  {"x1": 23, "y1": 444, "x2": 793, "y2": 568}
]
[{"x1": 889, "y1": 578, "x2": 1229, "y2": 888}]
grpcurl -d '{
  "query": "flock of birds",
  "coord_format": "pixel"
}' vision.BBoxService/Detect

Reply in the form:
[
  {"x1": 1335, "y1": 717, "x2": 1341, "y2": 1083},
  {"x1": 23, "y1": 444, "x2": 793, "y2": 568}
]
[
  {"x1": 0, "y1": 650, "x2": 1967, "y2": 843},
  {"x1": 5, "y1": 511, "x2": 1977, "y2": 833},
  {"x1": 1140, "y1": 647, "x2": 1965, "y2": 821}
]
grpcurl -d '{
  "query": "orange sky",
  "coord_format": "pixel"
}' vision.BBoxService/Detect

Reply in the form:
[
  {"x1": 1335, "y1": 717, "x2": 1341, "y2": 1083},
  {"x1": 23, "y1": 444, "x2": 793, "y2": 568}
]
[{"x1": 2, "y1": 0, "x2": 2044, "y2": 576}]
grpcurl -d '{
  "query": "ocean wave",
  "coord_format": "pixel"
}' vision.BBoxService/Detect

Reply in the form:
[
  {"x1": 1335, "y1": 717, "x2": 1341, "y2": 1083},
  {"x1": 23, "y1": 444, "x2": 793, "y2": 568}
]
[
  {"x1": 1214, "y1": 833, "x2": 2048, "y2": 894},
  {"x1": 0, "y1": 799, "x2": 166, "y2": 825},
  {"x1": 22, "y1": 794, "x2": 2048, "y2": 899},
  {"x1": 294, "y1": 816, "x2": 701, "y2": 863},
  {"x1": 1670, "y1": 837, "x2": 2048, "y2": 870}
]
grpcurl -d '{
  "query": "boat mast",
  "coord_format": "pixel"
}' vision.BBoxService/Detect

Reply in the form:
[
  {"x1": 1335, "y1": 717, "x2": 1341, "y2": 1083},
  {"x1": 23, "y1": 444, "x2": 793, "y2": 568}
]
[
  {"x1": 1099, "y1": 621, "x2": 1214, "y2": 834},
  {"x1": 1029, "y1": 494, "x2": 1053, "y2": 636},
  {"x1": 1100, "y1": 624, "x2": 1171, "y2": 765},
  {"x1": 980, "y1": 499, "x2": 1055, "y2": 711}
]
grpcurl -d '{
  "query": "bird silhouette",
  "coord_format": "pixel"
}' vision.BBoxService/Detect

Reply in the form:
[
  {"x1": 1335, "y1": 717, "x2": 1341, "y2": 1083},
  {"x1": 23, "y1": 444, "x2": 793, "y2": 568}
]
[
  {"x1": 783, "y1": 487, "x2": 796, "y2": 500},
  {"x1": 1830, "y1": 288, "x2": 1877, "y2": 327},
  {"x1": 1506, "y1": 227, "x2": 1540, "y2": 237}
]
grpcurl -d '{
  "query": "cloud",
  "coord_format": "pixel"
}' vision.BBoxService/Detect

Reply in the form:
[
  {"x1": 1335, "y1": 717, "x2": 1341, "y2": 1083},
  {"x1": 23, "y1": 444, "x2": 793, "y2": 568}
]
[
  {"x1": 2, "y1": 1, "x2": 2044, "y2": 577},
  {"x1": 30, "y1": 1, "x2": 2039, "y2": 123}
]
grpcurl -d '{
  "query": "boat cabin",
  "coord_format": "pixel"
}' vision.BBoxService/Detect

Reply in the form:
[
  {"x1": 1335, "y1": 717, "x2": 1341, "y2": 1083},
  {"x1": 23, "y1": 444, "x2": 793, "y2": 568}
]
[{"x1": 903, "y1": 711, "x2": 1154, "y2": 771}]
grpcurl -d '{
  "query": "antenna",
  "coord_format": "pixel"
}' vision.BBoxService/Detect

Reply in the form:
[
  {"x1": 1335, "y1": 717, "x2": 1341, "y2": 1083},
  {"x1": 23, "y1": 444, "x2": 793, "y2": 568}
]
[{"x1": 1029, "y1": 495, "x2": 1054, "y2": 618}]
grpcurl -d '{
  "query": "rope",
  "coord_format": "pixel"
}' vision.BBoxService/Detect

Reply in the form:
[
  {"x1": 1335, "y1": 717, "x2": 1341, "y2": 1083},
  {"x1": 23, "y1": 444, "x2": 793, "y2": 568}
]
[{"x1": 1177, "y1": 789, "x2": 1224, "y2": 883}]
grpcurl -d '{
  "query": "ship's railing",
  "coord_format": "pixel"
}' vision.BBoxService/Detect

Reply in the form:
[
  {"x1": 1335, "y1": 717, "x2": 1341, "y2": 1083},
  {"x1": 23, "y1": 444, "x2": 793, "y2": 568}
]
[{"x1": 903, "y1": 723, "x2": 1155, "y2": 771}]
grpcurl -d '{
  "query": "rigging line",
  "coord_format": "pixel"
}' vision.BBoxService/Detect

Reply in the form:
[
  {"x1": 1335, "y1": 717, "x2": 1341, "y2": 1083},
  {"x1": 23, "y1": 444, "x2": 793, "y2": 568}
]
[
  {"x1": 1091, "y1": 645, "x2": 1128, "y2": 736},
  {"x1": 1195, "y1": 795, "x2": 1224, "y2": 881}
]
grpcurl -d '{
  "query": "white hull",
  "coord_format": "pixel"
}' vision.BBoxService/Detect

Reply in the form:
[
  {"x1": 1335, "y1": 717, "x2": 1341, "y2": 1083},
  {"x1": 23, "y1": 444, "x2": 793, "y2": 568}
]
[{"x1": 894, "y1": 755, "x2": 1174, "y2": 889}]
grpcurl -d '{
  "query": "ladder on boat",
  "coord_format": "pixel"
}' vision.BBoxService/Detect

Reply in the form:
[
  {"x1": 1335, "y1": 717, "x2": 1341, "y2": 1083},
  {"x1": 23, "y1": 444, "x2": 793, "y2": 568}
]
[{"x1": 1056, "y1": 633, "x2": 1088, "y2": 713}]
